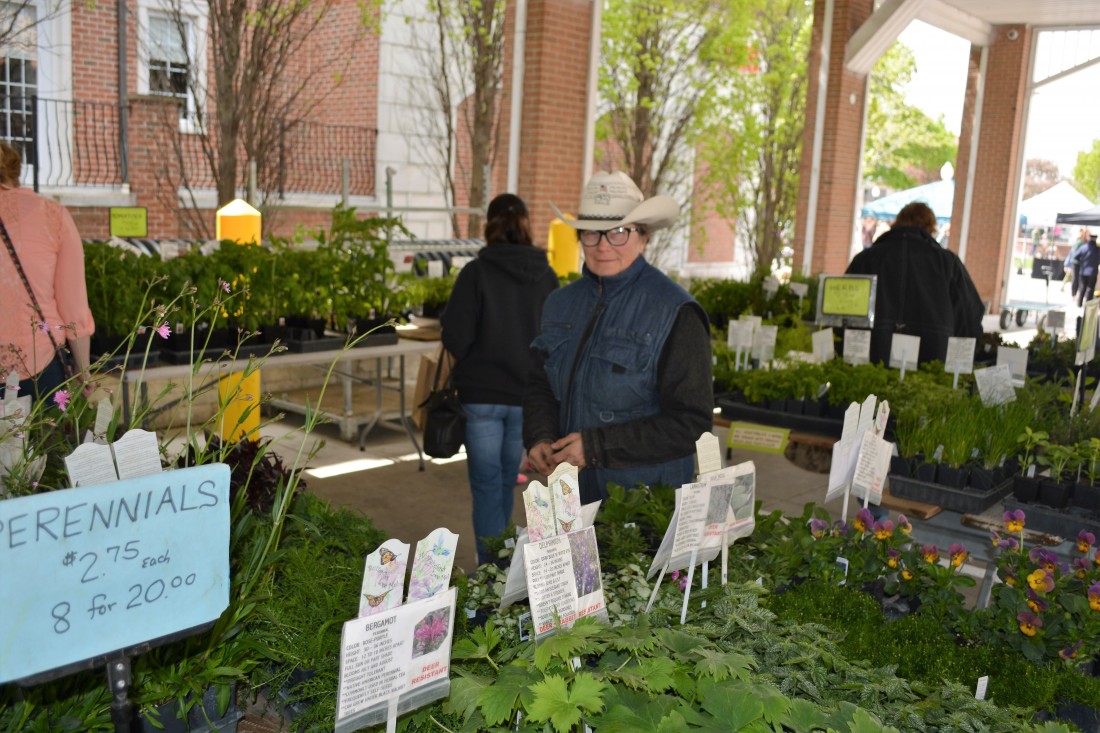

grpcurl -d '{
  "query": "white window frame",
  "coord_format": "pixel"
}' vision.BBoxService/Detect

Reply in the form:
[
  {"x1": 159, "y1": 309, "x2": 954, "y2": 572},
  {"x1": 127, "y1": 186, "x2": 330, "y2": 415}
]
[{"x1": 137, "y1": 0, "x2": 207, "y2": 134}]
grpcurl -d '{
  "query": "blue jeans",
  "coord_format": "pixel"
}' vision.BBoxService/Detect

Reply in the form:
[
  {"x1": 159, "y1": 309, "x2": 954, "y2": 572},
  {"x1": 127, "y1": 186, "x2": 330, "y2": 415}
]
[{"x1": 464, "y1": 403, "x2": 524, "y2": 565}]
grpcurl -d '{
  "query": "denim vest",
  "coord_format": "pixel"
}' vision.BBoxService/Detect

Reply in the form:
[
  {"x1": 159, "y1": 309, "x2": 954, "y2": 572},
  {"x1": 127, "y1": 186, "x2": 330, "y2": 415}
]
[{"x1": 533, "y1": 257, "x2": 698, "y2": 500}]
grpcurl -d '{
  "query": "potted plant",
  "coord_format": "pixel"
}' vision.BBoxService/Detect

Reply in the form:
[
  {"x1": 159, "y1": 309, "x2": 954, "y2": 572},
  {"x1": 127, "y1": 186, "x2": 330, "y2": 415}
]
[{"x1": 1038, "y1": 440, "x2": 1079, "y2": 509}]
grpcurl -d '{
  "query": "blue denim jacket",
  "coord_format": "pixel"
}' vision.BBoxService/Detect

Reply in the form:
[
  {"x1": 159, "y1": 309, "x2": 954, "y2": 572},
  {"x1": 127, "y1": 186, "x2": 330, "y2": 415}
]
[{"x1": 532, "y1": 256, "x2": 697, "y2": 499}]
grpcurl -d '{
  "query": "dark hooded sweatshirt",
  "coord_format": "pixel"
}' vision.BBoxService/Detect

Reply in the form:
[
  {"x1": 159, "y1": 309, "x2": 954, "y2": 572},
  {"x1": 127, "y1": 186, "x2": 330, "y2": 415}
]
[
  {"x1": 441, "y1": 243, "x2": 559, "y2": 405},
  {"x1": 845, "y1": 225, "x2": 984, "y2": 365}
]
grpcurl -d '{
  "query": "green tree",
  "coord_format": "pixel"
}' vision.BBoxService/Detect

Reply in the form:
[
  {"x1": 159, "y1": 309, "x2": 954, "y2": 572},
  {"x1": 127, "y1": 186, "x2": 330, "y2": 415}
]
[
  {"x1": 597, "y1": 0, "x2": 753, "y2": 262},
  {"x1": 697, "y1": 0, "x2": 811, "y2": 277},
  {"x1": 863, "y1": 44, "x2": 958, "y2": 190},
  {"x1": 408, "y1": 0, "x2": 507, "y2": 238},
  {"x1": 1073, "y1": 139, "x2": 1100, "y2": 202}
]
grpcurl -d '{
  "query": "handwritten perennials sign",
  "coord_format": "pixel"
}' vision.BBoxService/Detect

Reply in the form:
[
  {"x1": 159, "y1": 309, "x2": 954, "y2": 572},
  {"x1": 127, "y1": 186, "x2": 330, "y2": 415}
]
[
  {"x1": 0, "y1": 464, "x2": 230, "y2": 682},
  {"x1": 336, "y1": 587, "x2": 457, "y2": 732}
]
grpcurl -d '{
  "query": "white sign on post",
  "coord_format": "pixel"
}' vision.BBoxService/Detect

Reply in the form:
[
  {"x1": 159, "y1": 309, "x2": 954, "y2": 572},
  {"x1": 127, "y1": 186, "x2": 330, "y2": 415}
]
[
  {"x1": 944, "y1": 337, "x2": 976, "y2": 376},
  {"x1": 974, "y1": 364, "x2": 1017, "y2": 407},
  {"x1": 888, "y1": 334, "x2": 921, "y2": 373},
  {"x1": 523, "y1": 526, "x2": 607, "y2": 638},
  {"x1": 0, "y1": 464, "x2": 231, "y2": 683},
  {"x1": 812, "y1": 328, "x2": 835, "y2": 363},
  {"x1": 752, "y1": 325, "x2": 778, "y2": 363},
  {"x1": 996, "y1": 346, "x2": 1029, "y2": 386},
  {"x1": 335, "y1": 587, "x2": 458, "y2": 733},
  {"x1": 843, "y1": 330, "x2": 871, "y2": 365}
]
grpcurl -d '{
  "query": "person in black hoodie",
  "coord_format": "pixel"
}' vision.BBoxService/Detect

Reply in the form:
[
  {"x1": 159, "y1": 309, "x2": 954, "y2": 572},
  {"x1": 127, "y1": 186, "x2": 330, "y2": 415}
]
[
  {"x1": 845, "y1": 201, "x2": 984, "y2": 366},
  {"x1": 441, "y1": 193, "x2": 558, "y2": 565}
]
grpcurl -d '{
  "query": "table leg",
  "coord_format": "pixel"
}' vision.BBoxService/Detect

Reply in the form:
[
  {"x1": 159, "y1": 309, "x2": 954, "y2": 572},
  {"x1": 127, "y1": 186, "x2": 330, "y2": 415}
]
[{"x1": 397, "y1": 355, "x2": 425, "y2": 470}]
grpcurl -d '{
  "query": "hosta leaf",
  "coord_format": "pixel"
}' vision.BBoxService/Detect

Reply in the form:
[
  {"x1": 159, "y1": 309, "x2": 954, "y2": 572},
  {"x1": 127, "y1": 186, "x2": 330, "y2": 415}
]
[
  {"x1": 452, "y1": 621, "x2": 502, "y2": 661},
  {"x1": 693, "y1": 649, "x2": 755, "y2": 681},
  {"x1": 847, "y1": 706, "x2": 900, "y2": 733},
  {"x1": 477, "y1": 666, "x2": 539, "y2": 726},
  {"x1": 781, "y1": 697, "x2": 829, "y2": 731},
  {"x1": 526, "y1": 673, "x2": 606, "y2": 733},
  {"x1": 656, "y1": 627, "x2": 710, "y2": 657},
  {"x1": 697, "y1": 679, "x2": 765, "y2": 731},
  {"x1": 444, "y1": 671, "x2": 491, "y2": 720}
]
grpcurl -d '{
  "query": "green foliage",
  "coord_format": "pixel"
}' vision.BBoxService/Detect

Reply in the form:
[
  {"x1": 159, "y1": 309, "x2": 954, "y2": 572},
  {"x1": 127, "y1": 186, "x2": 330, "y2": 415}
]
[
  {"x1": 1073, "y1": 138, "x2": 1100, "y2": 202},
  {"x1": 697, "y1": 0, "x2": 812, "y2": 276},
  {"x1": 864, "y1": 43, "x2": 958, "y2": 190}
]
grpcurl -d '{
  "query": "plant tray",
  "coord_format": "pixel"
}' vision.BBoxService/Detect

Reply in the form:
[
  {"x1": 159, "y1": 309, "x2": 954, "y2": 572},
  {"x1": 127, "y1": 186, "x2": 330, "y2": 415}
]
[
  {"x1": 286, "y1": 335, "x2": 346, "y2": 353},
  {"x1": 139, "y1": 683, "x2": 242, "y2": 733},
  {"x1": 159, "y1": 341, "x2": 275, "y2": 365},
  {"x1": 356, "y1": 331, "x2": 400, "y2": 348},
  {"x1": 716, "y1": 395, "x2": 843, "y2": 437},
  {"x1": 888, "y1": 474, "x2": 1013, "y2": 514},
  {"x1": 1002, "y1": 497, "x2": 1100, "y2": 540},
  {"x1": 91, "y1": 350, "x2": 159, "y2": 371}
]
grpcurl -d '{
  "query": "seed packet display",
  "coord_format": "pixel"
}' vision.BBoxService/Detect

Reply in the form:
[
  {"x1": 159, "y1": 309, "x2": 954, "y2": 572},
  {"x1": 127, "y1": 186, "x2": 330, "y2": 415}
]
[
  {"x1": 522, "y1": 526, "x2": 607, "y2": 638},
  {"x1": 335, "y1": 588, "x2": 457, "y2": 732}
]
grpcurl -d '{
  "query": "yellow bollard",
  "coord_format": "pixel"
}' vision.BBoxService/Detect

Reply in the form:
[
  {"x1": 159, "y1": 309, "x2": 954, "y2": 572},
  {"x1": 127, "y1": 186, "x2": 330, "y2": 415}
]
[
  {"x1": 216, "y1": 198, "x2": 261, "y2": 244},
  {"x1": 218, "y1": 370, "x2": 261, "y2": 443},
  {"x1": 547, "y1": 216, "x2": 580, "y2": 277},
  {"x1": 215, "y1": 199, "x2": 262, "y2": 442}
]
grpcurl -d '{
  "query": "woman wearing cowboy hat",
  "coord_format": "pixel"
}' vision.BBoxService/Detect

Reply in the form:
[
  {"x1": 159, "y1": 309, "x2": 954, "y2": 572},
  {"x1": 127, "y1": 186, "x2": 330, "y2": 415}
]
[{"x1": 523, "y1": 171, "x2": 713, "y2": 504}]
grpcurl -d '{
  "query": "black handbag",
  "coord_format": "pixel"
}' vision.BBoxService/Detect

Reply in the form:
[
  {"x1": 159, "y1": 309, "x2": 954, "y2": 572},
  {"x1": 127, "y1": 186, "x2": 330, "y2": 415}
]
[{"x1": 420, "y1": 350, "x2": 465, "y2": 458}]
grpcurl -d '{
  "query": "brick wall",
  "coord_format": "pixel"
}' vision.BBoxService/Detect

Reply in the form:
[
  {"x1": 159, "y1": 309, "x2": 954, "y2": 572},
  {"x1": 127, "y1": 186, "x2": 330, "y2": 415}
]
[
  {"x1": 517, "y1": 0, "x2": 593, "y2": 241},
  {"x1": 64, "y1": 0, "x2": 380, "y2": 241},
  {"x1": 793, "y1": 0, "x2": 872, "y2": 276},
  {"x1": 951, "y1": 26, "x2": 1031, "y2": 310}
]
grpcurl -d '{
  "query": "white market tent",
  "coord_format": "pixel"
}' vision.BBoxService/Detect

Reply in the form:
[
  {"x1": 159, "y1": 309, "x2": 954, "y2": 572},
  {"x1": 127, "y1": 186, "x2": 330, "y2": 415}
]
[{"x1": 1018, "y1": 181, "x2": 1094, "y2": 228}]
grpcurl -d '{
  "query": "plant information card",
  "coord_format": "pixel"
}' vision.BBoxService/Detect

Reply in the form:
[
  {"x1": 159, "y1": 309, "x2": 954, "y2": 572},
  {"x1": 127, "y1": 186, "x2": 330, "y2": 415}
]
[
  {"x1": 0, "y1": 464, "x2": 230, "y2": 682},
  {"x1": 499, "y1": 501, "x2": 601, "y2": 610},
  {"x1": 843, "y1": 330, "x2": 871, "y2": 366},
  {"x1": 648, "y1": 462, "x2": 757, "y2": 577},
  {"x1": 335, "y1": 587, "x2": 457, "y2": 733},
  {"x1": 523, "y1": 526, "x2": 607, "y2": 638},
  {"x1": 974, "y1": 364, "x2": 1016, "y2": 407},
  {"x1": 360, "y1": 539, "x2": 410, "y2": 617}
]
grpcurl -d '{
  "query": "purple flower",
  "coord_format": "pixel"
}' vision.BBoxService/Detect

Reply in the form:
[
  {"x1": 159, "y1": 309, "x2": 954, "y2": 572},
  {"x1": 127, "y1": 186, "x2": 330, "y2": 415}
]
[
  {"x1": 998, "y1": 537, "x2": 1020, "y2": 551},
  {"x1": 1029, "y1": 547, "x2": 1059, "y2": 572},
  {"x1": 1061, "y1": 641, "x2": 1084, "y2": 660},
  {"x1": 896, "y1": 514, "x2": 912, "y2": 535},
  {"x1": 1004, "y1": 509, "x2": 1026, "y2": 532},
  {"x1": 1017, "y1": 610, "x2": 1042, "y2": 636},
  {"x1": 1078, "y1": 531, "x2": 1096, "y2": 553},
  {"x1": 37, "y1": 320, "x2": 50, "y2": 334},
  {"x1": 853, "y1": 507, "x2": 874, "y2": 533},
  {"x1": 809, "y1": 518, "x2": 829, "y2": 538},
  {"x1": 154, "y1": 321, "x2": 171, "y2": 339},
  {"x1": 52, "y1": 389, "x2": 70, "y2": 411},
  {"x1": 1075, "y1": 557, "x2": 1092, "y2": 578},
  {"x1": 218, "y1": 277, "x2": 231, "y2": 293}
]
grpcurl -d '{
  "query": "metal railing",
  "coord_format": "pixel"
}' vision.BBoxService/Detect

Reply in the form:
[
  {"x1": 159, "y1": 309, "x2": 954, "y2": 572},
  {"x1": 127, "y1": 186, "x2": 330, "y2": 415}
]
[{"x1": 10, "y1": 96, "x2": 376, "y2": 198}]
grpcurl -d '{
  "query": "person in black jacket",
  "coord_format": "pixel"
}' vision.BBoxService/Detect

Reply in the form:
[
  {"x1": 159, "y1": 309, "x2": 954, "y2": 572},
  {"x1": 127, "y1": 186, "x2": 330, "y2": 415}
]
[
  {"x1": 1073, "y1": 234, "x2": 1100, "y2": 307},
  {"x1": 845, "y1": 202, "x2": 984, "y2": 365},
  {"x1": 441, "y1": 193, "x2": 558, "y2": 565}
]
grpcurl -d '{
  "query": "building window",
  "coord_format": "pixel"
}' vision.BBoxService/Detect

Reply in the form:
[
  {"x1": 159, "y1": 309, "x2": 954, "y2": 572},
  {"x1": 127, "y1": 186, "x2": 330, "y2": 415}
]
[
  {"x1": 139, "y1": 0, "x2": 206, "y2": 132},
  {"x1": 0, "y1": 3, "x2": 36, "y2": 165},
  {"x1": 147, "y1": 13, "x2": 191, "y2": 121}
]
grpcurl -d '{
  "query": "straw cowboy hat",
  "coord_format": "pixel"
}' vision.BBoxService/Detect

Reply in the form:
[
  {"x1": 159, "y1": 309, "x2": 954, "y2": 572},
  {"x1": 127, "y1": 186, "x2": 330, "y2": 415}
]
[{"x1": 550, "y1": 171, "x2": 679, "y2": 231}]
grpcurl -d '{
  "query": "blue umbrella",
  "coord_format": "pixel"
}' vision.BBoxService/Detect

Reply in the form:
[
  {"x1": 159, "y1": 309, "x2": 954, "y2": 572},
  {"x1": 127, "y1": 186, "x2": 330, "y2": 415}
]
[{"x1": 861, "y1": 179, "x2": 955, "y2": 222}]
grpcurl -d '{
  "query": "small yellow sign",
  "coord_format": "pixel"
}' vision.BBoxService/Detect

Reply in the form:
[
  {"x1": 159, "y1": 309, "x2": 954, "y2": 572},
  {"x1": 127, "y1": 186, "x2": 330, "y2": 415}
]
[
  {"x1": 821, "y1": 277, "x2": 872, "y2": 317},
  {"x1": 109, "y1": 207, "x2": 148, "y2": 238},
  {"x1": 726, "y1": 421, "x2": 790, "y2": 455}
]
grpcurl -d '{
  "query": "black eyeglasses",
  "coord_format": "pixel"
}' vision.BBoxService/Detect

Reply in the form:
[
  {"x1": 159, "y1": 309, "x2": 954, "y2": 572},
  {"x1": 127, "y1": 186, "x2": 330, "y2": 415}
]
[{"x1": 579, "y1": 227, "x2": 638, "y2": 247}]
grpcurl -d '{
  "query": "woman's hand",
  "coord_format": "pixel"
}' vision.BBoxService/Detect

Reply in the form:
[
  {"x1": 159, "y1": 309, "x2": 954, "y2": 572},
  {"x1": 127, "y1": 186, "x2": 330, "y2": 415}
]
[
  {"x1": 550, "y1": 432, "x2": 587, "y2": 470},
  {"x1": 527, "y1": 440, "x2": 557, "y2": 475}
]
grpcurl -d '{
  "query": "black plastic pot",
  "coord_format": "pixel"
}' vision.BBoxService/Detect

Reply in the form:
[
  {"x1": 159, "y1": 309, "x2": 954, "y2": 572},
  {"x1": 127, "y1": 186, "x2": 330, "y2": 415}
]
[
  {"x1": 1038, "y1": 479, "x2": 1074, "y2": 509},
  {"x1": 915, "y1": 462, "x2": 937, "y2": 483},
  {"x1": 803, "y1": 398, "x2": 824, "y2": 418},
  {"x1": 139, "y1": 683, "x2": 240, "y2": 733},
  {"x1": 968, "y1": 465, "x2": 994, "y2": 491},
  {"x1": 1013, "y1": 476, "x2": 1040, "y2": 503},
  {"x1": 889, "y1": 455, "x2": 912, "y2": 478},
  {"x1": 937, "y1": 465, "x2": 967, "y2": 489},
  {"x1": 1072, "y1": 483, "x2": 1100, "y2": 515},
  {"x1": 784, "y1": 398, "x2": 805, "y2": 415}
]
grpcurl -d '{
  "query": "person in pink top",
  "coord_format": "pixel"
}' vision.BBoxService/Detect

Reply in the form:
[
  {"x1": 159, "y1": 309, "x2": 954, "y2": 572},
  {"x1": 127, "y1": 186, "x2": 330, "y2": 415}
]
[{"x1": 0, "y1": 141, "x2": 94, "y2": 400}]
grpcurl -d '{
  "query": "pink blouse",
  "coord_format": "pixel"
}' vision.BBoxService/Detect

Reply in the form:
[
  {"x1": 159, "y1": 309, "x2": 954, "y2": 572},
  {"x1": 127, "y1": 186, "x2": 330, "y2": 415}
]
[{"x1": 0, "y1": 187, "x2": 95, "y2": 378}]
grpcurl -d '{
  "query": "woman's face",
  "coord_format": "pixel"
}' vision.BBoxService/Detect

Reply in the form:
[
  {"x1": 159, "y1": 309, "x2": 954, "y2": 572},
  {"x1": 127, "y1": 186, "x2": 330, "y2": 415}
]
[{"x1": 581, "y1": 227, "x2": 648, "y2": 278}]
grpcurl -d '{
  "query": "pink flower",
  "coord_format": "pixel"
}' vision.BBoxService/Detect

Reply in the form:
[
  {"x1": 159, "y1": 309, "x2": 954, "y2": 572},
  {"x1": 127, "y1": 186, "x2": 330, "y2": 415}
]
[
  {"x1": 154, "y1": 321, "x2": 171, "y2": 339},
  {"x1": 52, "y1": 389, "x2": 70, "y2": 411},
  {"x1": 218, "y1": 277, "x2": 231, "y2": 293},
  {"x1": 37, "y1": 320, "x2": 50, "y2": 334}
]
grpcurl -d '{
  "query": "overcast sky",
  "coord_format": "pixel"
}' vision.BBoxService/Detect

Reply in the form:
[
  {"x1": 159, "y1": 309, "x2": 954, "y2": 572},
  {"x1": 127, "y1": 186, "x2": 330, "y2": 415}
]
[{"x1": 897, "y1": 21, "x2": 1100, "y2": 182}]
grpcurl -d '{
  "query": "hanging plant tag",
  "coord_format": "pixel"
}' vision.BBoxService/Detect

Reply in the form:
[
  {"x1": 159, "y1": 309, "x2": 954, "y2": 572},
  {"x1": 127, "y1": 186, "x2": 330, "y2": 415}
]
[{"x1": 359, "y1": 539, "x2": 410, "y2": 618}]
